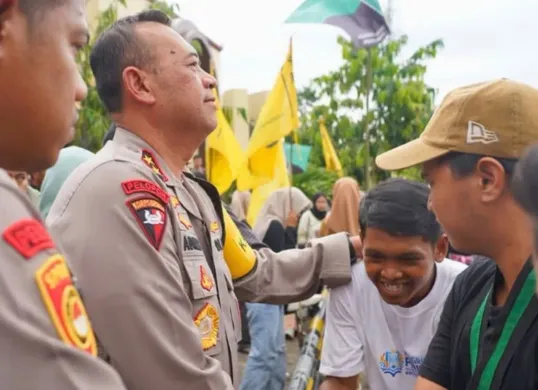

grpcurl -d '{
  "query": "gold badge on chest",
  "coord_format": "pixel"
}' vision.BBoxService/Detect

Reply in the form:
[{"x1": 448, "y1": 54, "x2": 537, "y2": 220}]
[{"x1": 193, "y1": 303, "x2": 219, "y2": 351}]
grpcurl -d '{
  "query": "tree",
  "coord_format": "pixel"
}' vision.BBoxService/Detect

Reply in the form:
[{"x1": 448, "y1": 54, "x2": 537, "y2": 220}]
[
  {"x1": 74, "y1": 0, "x2": 179, "y2": 151},
  {"x1": 297, "y1": 35, "x2": 444, "y2": 188}
]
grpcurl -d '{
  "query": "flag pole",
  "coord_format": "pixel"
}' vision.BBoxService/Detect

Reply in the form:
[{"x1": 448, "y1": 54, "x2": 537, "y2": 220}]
[
  {"x1": 289, "y1": 138, "x2": 294, "y2": 207},
  {"x1": 363, "y1": 47, "x2": 373, "y2": 190}
]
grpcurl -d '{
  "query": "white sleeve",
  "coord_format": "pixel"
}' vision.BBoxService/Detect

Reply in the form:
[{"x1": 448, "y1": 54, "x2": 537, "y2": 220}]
[
  {"x1": 296, "y1": 211, "x2": 310, "y2": 245},
  {"x1": 319, "y1": 281, "x2": 364, "y2": 378}
]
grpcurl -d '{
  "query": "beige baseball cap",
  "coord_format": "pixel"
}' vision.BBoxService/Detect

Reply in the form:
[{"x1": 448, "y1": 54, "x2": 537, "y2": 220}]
[{"x1": 375, "y1": 79, "x2": 538, "y2": 171}]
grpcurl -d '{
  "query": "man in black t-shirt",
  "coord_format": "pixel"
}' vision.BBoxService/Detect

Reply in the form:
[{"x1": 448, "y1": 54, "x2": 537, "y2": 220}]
[{"x1": 375, "y1": 79, "x2": 538, "y2": 390}]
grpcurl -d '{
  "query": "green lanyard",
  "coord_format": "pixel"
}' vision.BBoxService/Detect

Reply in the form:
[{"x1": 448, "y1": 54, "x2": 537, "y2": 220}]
[{"x1": 469, "y1": 271, "x2": 536, "y2": 389}]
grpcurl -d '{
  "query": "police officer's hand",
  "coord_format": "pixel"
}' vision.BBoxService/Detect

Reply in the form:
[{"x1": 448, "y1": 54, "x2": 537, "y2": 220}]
[{"x1": 349, "y1": 235, "x2": 363, "y2": 259}]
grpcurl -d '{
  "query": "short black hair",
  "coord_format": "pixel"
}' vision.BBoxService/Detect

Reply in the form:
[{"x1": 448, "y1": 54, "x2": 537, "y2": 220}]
[
  {"x1": 359, "y1": 178, "x2": 441, "y2": 244},
  {"x1": 512, "y1": 145, "x2": 538, "y2": 217},
  {"x1": 90, "y1": 10, "x2": 171, "y2": 113},
  {"x1": 436, "y1": 152, "x2": 517, "y2": 180}
]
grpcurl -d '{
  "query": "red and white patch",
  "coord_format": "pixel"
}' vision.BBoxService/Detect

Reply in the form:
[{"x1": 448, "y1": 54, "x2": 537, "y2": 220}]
[
  {"x1": 3, "y1": 219, "x2": 55, "y2": 259},
  {"x1": 121, "y1": 179, "x2": 170, "y2": 203},
  {"x1": 127, "y1": 197, "x2": 167, "y2": 250}
]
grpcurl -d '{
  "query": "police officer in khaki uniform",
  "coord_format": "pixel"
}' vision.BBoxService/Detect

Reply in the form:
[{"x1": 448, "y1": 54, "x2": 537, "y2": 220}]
[
  {"x1": 0, "y1": 0, "x2": 126, "y2": 388},
  {"x1": 46, "y1": 10, "x2": 359, "y2": 390}
]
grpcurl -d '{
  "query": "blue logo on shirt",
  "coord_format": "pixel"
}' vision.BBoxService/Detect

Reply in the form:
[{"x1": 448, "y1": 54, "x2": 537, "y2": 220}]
[
  {"x1": 379, "y1": 350, "x2": 404, "y2": 377},
  {"x1": 379, "y1": 350, "x2": 424, "y2": 377}
]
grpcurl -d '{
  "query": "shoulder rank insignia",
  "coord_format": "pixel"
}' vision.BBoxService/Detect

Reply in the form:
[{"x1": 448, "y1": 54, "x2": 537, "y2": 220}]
[
  {"x1": 121, "y1": 179, "x2": 170, "y2": 204},
  {"x1": 209, "y1": 221, "x2": 219, "y2": 233},
  {"x1": 127, "y1": 197, "x2": 167, "y2": 250},
  {"x1": 194, "y1": 303, "x2": 219, "y2": 351},
  {"x1": 3, "y1": 219, "x2": 55, "y2": 259},
  {"x1": 200, "y1": 265, "x2": 214, "y2": 291},
  {"x1": 141, "y1": 149, "x2": 168, "y2": 182},
  {"x1": 35, "y1": 254, "x2": 97, "y2": 355}
]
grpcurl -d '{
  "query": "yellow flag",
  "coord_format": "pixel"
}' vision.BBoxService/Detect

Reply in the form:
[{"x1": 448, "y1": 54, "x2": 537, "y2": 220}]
[
  {"x1": 205, "y1": 77, "x2": 245, "y2": 194},
  {"x1": 246, "y1": 140, "x2": 290, "y2": 226},
  {"x1": 319, "y1": 118, "x2": 343, "y2": 177},
  {"x1": 237, "y1": 39, "x2": 299, "y2": 191}
]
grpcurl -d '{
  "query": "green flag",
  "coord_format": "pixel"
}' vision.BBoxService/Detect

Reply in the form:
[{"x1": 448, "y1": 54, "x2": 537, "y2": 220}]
[{"x1": 285, "y1": 0, "x2": 389, "y2": 48}]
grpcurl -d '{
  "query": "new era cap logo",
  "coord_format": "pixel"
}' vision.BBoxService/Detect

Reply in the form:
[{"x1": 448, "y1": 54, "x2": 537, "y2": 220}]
[{"x1": 466, "y1": 121, "x2": 499, "y2": 144}]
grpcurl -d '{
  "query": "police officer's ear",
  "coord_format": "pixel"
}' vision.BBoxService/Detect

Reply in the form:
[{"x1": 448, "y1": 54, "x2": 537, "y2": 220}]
[
  {"x1": 0, "y1": 0, "x2": 16, "y2": 59},
  {"x1": 122, "y1": 65, "x2": 157, "y2": 107}
]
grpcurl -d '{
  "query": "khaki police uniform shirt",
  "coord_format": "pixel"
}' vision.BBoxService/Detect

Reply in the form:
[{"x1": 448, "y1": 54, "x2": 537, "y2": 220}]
[
  {"x1": 0, "y1": 169, "x2": 126, "y2": 389},
  {"x1": 47, "y1": 127, "x2": 353, "y2": 390}
]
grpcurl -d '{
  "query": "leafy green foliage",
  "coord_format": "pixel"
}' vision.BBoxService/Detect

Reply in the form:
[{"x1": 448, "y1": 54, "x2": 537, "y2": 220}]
[
  {"x1": 74, "y1": 0, "x2": 124, "y2": 151},
  {"x1": 147, "y1": 0, "x2": 179, "y2": 17},
  {"x1": 74, "y1": 0, "x2": 179, "y2": 151},
  {"x1": 293, "y1": 167, "x2": 339, "y2": 199},
  {"x1": 298, "y1": 35, "x2": 443, "y2": 188}
]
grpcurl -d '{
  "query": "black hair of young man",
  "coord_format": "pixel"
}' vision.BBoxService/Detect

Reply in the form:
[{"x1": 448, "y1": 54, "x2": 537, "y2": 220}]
[{"x1": 359, "y1": 177, "x2": 441, "y2": 244}]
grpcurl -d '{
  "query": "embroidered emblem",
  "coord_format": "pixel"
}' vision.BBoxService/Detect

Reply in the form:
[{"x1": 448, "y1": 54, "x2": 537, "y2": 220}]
[
  {"x1": 194, "y1": 303, "x2": 219, "y2": 350},
  {"x1": 141, "y1": 149, "x2": 169, "y2": 182},
  {"x1": 183, "y1": 235, "x2": 202, "y2": 252},
  {"x1": 200, "y1": 265, "x2": 214, "y2": 291},
  {"x1": 209, "y1": 221, "x2": 219, "y2": 233},
  {"x1": 35, "y1": 254, "x2": 97, "y2": 355},
  {"x1": 178, "y1": 214, "x2": 193, "y2": 230},
  {"x1": 121, "y1": 179, "x2": 170, "y2": 203},
  {"x1": 466, "y1": 121, "x2": 499, "y2": 144},
  {"x1": 3, "y1": 219, "x2": 55, "y2": 259},
  {"x1": 127, "y1": 197, "x2": 167, "y2": 250}
]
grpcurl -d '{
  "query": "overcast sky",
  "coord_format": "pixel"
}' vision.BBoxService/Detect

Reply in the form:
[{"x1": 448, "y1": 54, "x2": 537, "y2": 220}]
[{"x1": 174, "y1": 0, "x2": 536, "y2": 103}]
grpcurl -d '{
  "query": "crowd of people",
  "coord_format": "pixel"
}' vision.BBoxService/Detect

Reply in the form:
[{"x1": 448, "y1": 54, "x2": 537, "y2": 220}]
[{"x1": 3, "y1": 1, "x2": 538, "y2": 390}]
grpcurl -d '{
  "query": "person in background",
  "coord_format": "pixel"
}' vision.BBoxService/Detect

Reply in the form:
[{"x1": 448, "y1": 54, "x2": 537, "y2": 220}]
[
  {"x1": 320, "y1": 177, "x2": 361, "y2": 237},
  {"x1": 446, "y1": 241, "x2": 473, "y2": 265},
  {"x1": 231, "y1": 190, "x2": 251, "y2": 223},
  {"x1": 7, "y1": 171, "x2": 40, "y2": 208},
  {"x1": 39, "y1": 146, "x2": 94, "y2": 219},
  {"x1": 240, "y1": 187, "x2": 312, "y2": 390},
  {"x1": 192, "y1": 154, "x2": 206, "y2": 180},
  {"x1": 297, "y1": 192, "x2": 329, "y2": 248},
  {"x1": 230, "y1": 189, "x2": 253, "y2": 353},
  {"x1": 319, "y1": 178, "x2": 466, "y2": 390},
  {"x1": 29, "y1": 170, "x2": 46, "y2": 191},
  {"x1": 376, "y1": 79, "x2": 538, "y2": 390},
  {"x1": 511, "y1": 144, "x2": 538, "y2": 294}
]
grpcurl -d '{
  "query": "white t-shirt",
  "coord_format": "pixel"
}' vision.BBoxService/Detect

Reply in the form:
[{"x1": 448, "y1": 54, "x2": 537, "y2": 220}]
[{"x1": 319, "y1": 259, "x2": 467, "y2": 390}]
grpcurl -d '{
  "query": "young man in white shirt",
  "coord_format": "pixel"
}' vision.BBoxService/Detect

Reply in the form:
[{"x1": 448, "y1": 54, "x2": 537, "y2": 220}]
[{"x1": 319, "y1": 178, "x2": 467, "y2": 390}]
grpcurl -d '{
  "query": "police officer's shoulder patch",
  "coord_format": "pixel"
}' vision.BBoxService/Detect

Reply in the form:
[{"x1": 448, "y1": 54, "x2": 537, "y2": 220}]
[
  {"x1": 3, "y1": 218, "x2": 55, "y2": 259},
  {"x1": 126, "y1": 196, "x2": 167, "y2": 250},
  {"x1": 121, "y1": 179, "x2": 170, "y2": 204},
  {"x1": 194, "y1": 303, "x2": 219, "y2": 351},
  {"x1": 35, "y1": 254, "x2": 97, "y2": 355}
]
